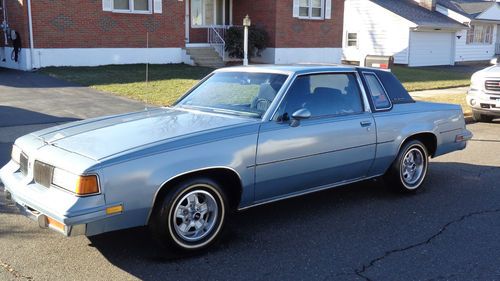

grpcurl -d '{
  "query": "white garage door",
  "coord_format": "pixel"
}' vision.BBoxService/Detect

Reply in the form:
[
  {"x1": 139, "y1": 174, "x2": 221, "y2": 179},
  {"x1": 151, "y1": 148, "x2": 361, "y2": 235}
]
[{"x1": 409, "y1": 31, "x2": 454, "y2": 67}]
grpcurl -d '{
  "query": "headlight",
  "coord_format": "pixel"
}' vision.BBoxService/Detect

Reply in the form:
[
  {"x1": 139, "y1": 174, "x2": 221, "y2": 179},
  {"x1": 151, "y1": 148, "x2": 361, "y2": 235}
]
[
  {"x1": 52, "y1": 168, "x2": 100, "y2": 196},
  {"x1": 470, "y1": 74, "x2": 483, "y2": 90},
  {"x1": 11, "y1": 145, "x2": 21, "y2": 164}
]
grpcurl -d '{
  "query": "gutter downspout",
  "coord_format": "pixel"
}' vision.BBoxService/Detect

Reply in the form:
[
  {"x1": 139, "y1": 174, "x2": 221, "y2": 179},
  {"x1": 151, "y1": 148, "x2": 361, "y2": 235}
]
[
  {"x1": 26, "y1": 0, "x2": 34, "y2": 70},
  {"x1": 2, "y1": 0, "x2": 7, "y2": 45}
]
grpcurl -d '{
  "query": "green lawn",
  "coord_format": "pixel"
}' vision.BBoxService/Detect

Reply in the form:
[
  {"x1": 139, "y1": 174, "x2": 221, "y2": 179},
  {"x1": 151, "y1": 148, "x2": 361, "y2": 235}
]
[
  {"x1": 40, "y1": 63, "x2": 476, "y2": 107},
  {"x1": 391, "y1": 65, "x2": 472, "y2": 92},
  {"x1": 40, "y1": 64, "x2": 213, "y2": 106}
]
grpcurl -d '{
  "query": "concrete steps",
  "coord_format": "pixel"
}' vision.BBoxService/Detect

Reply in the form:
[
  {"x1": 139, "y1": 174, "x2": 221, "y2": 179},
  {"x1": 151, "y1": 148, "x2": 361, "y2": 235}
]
[{"x1": 185, "y1": 47, "x2": 225, "y2": 68}]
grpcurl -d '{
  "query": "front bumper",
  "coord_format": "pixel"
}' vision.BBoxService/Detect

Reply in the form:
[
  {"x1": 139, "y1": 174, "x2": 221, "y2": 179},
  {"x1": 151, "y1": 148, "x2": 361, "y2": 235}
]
[
  {"x1": 467, "y1": 90, "x2": 500, "y2": 117},
  {"x1": 2, "y1": 188, "x2": 86, "y2": 236},
  {"x1": 0, "y1": 160, "x2": 113, "y2": 237}
]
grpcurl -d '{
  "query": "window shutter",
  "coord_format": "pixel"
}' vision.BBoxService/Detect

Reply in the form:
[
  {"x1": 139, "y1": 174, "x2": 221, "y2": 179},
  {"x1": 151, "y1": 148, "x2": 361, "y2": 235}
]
[
  {"x1": 154, "y1": 0, "x2": 162, "y2": 13},
  {"x1": 325, "y1": 0, "x2": 332, "y2": 19},
  {"x1": 103, "y1": 0, "x2": 112, "y2": 11},
  {"x1": 293, "y1": 0, "x2": 299, "y2": 18}
]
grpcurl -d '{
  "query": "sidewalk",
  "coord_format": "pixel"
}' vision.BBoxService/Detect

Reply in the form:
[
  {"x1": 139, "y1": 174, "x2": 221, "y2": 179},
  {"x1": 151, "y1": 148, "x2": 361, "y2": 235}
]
[{"x1": 410, "y1": 86, "x2": 468, "y2": 97}]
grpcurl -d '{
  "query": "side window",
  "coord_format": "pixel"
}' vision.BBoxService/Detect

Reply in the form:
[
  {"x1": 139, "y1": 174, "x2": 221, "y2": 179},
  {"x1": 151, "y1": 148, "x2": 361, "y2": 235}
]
[
  {"x1": 280, "y1": 73, "x2": 364, "y2": 120},
  {"x1": 364, "y1": 73, "x2": 391, "y2": 110}
]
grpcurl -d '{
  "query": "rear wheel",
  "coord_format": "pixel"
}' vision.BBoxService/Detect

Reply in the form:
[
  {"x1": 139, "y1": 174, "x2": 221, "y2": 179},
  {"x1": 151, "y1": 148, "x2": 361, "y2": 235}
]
[
  {"x1": 472, "y1": 111, "x2": 494, "y2": 123},
  {"x1": 385, "y1": 140, "x2": 429, "y2": 193},
  {"x1": 150, "y1": 177, "x2": 227, "y2": 252}
]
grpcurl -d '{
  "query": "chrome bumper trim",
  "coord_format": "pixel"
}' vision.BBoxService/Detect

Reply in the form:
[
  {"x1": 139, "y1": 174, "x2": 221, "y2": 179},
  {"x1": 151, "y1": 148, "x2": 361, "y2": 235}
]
[{"x1": 2, "y1": 188, "x2": 86, "y2": 237}]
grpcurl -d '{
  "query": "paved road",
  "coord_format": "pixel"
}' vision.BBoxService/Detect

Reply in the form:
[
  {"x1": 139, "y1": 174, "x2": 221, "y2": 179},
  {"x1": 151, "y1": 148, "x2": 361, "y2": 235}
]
[{"x1": 1, "y1": 69, "x2": 500, "y2": 281}]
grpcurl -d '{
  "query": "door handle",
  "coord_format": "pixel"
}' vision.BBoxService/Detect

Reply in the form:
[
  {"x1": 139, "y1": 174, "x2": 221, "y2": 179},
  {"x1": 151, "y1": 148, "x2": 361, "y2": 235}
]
[{"x1": 360, "y1": 120, "x2": 372, "y2": 127}]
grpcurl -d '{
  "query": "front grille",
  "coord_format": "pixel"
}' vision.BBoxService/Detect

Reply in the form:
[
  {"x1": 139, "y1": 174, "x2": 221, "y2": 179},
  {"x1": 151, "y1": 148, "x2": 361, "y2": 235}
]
[
  {"x1": 33, "y1": 161, "x2": 54, "y2": 188},
  {"x1": 485, "y1": 80, "x2": 500, "y2": 92},
  {"x1": 19, "y1": 153, "x2": 28, "y2": 176}
]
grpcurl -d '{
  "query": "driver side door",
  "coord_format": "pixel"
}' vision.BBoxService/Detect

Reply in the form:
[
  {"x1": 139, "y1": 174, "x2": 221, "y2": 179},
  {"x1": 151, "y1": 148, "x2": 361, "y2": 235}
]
[{"x1": 254, "y1": 72, "x2": 376, "y2": 202}]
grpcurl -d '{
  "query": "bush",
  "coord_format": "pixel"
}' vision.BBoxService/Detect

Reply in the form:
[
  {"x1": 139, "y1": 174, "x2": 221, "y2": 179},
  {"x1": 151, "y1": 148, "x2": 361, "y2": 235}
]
[{"x1": 225, "y1": 26, "x2": 269, "y2": 60}]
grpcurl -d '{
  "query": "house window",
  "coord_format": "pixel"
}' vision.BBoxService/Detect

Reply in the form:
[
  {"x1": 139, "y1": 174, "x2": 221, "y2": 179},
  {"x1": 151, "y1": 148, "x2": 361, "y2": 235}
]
[
  {"x1": 113, "y1": 0, "x2": 151, "y2": 13},
  {"x1": 466, "y1": 24, "x2": 494, "y2": 44},
  {"x1": 299, "y1": 0, "x2": 324, "y2": 19},
  {"x1": 192, "y1": 0, "x2": 228, "y2": 27},
  {"x1": 347, "y1": 33, "x2": 358, "y2": 47}
]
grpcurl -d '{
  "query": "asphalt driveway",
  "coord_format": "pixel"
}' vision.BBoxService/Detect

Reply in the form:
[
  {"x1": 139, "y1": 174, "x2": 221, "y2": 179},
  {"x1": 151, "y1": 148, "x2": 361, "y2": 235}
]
[{"x1": 1, "y1": 69, "x2": 500, "y2": 281}]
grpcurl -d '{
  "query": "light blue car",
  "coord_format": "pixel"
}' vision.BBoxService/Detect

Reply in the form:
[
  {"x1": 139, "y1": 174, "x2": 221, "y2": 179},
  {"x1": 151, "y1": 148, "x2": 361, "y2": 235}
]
[{"x1": 0, "y1": 65, "x2": 472, "y2": 252}]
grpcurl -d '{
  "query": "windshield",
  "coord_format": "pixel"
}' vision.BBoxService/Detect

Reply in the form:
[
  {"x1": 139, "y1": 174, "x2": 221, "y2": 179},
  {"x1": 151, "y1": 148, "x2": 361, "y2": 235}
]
[{"x1": 175, "y1": 72, "x2": 289, "y2": 118}]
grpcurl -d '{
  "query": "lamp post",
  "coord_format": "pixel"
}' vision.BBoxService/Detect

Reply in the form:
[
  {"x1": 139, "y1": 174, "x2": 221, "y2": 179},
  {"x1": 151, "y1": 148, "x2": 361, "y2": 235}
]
[{"x1": 243, "y1": 15, "x2": 251, "y2": 66}]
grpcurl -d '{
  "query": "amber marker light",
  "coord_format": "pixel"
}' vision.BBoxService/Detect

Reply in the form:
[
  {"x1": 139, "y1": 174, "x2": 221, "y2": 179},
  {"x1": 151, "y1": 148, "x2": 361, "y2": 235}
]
[
  {"x1": 106, "y1": 205, "x2": 124, "y2": 215},
  {"x1": 47, "y1": 217, "x2": 65, "y2": 232},
  {"x1": 75, "y1": 175, "x2": 99, "y2": 195}
]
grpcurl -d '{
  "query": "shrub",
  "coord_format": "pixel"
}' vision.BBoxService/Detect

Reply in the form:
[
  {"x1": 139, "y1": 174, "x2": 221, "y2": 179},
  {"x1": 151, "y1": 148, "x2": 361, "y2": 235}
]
[{"x1": 224, "y1": 26, "x2": 269, "y2": 60}]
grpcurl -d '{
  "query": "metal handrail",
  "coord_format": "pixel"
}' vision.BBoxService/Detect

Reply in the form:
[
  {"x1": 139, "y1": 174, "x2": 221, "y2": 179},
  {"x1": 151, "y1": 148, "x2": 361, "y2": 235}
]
[{"x1": 208, "y1": 26, "x2": 230, "y2": 60}]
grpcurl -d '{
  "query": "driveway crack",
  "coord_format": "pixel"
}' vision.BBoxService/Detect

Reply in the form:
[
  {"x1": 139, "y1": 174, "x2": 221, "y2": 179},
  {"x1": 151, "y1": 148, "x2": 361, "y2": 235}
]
[
  {"x1": 0, "y1": 258, "x2": 34, "y2": 280},
  {"x1": 354, "y1": 208, "x2": 500, "y2": 281}
]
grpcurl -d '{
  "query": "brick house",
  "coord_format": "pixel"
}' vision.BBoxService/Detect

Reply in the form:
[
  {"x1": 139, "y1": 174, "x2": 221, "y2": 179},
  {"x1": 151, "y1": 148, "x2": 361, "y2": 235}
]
[{"x1": 0, "y1": 0, "x2": 344, "y2": 70}]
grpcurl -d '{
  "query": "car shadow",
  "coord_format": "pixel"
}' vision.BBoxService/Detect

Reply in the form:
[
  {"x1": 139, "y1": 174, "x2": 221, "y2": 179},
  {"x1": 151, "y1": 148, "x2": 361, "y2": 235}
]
[
  {"x1": 0, "y1": 105, "x2": 80, "y2": 127},
  {"x1": 0, "y1": 106, "x2": 80, "y2": 165},
  {"x1": 87, "y1": 161, "x2": 500, "y2": 280},
  {"x1": 0, "y1": 68, "x2": 84, "y2": 88}
]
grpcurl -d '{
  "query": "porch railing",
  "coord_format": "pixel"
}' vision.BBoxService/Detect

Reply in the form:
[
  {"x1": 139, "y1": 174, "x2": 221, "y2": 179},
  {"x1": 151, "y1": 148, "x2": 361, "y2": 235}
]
[
  {"x1": 496, "y1": 43, "x2": 500, "y2": 55},
  {"x1": 208, "y1": 26, "x2": 230, "y2": 60}
]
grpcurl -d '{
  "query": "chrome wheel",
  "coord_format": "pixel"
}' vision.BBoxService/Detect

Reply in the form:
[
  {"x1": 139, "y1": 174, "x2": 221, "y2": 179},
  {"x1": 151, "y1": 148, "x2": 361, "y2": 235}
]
[
  {"x1": 172, "y1": 189, "x2": 219, "y2": 242},
  {"x1": 401, "y1": 147, "x2": 425, "y2": 188}
]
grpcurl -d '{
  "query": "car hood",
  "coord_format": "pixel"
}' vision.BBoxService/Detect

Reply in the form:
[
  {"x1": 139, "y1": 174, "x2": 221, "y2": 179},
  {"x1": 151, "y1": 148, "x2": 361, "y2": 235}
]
[
  {"x1": 32, "y1": 108, "x2": 255, "y2": 161},
  {"x1": 474, "y1": 65, "x2": 500, "y2": 77}
]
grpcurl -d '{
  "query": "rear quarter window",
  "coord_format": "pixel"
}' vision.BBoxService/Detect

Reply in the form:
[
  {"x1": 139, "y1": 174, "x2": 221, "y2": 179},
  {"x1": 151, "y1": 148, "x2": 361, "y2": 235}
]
[{"x1": 363, "y1": 73, "x2": 391, "y2": 110}]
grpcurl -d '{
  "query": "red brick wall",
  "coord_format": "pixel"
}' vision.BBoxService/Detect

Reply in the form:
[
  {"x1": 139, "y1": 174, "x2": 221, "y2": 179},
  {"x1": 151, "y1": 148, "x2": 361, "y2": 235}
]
[
  {"x1": 189, "y1": 27, "x2": 207, "y2": 43},
  {"x1": 3, "y1": 0, "x2": 343, "y2": 50},
  {"x1": 275, "y1": 0, "x2": 344, "y2": 48},
  {"x1": 233, "y1": 0, "x2": 277, "y2": 47},
  {"x1": 2, "y1": 0, "x2": 29, "y2": 48},
  {"x1": 29, "y1": 0, "x2": 185, "y2": 48},
  {"x1": 233, "y1": 0, "x2": 343, "y2": 49}
]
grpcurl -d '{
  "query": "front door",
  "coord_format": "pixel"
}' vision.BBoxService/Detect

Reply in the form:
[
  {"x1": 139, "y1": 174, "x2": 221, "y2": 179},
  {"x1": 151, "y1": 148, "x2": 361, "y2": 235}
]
[
  {"x1": 254, "y1": 72, "x2": 376, "y2": 202},
  {"x1": 186, "y1": 0, "x2": 232, "y2": 43}
]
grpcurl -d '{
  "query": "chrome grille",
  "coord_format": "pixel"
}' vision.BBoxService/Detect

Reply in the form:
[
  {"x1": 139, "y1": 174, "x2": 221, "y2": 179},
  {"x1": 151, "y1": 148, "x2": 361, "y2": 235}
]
[
  {"x1": 33, "y1": 161, "x2": 54, "y2": 188},
  {"x1": 19, "y1": 153, "x2": 28, "y2": 176},
  {"x1": 485, "y1": 80, "x2": 500, "y2": 92}
]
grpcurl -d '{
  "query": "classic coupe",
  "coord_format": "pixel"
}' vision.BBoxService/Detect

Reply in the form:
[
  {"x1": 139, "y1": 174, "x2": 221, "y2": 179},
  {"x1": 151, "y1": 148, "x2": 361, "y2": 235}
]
[{"x1": 0, "y1": 65, "x2": 472, "y2": 252}]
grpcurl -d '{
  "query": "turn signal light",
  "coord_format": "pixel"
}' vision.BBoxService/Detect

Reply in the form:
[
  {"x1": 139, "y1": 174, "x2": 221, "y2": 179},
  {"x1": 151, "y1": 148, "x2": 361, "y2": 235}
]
[
  {"x1": 75, "y1": 175, "x2": 99, "y2": 195},
  {"x1": 47, "y1": 217, "x2": 65, "y2": 231}
]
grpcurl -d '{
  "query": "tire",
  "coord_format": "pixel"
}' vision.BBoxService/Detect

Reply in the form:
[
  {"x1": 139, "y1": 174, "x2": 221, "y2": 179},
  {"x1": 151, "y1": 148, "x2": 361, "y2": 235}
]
[
  {"x1": 384, "y1": 140, "x2": 429, "y2": 193},
  {"x1": 472, "y1": 111, "x2": 494, "y2": 123},
  {"x1": 150, "y1": 177, "x2": 227, "y2": 252}
]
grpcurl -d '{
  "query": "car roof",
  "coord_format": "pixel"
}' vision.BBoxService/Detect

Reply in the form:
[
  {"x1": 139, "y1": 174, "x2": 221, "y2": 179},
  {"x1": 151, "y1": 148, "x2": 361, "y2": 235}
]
[{"x1": 215, "y1": 64, "x2": 358, "y2": 75}]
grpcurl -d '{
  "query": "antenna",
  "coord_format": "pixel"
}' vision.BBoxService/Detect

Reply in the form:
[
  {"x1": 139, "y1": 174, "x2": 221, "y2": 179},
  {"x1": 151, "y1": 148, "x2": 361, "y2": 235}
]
[
  {"x1": 144, "y1": 31, "x2": 149, "y2": 111},
  {"x1": 146, "y1": 31, "x2": 149, "y2": 84}
]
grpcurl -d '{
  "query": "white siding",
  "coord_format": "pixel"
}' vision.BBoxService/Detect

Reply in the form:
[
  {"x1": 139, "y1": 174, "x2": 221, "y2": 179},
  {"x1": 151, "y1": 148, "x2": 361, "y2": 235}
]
[
  {"x1": 343, "y1": 0, "x2": 415, "y2": 64},
  {"x1": 455, "y1": 25, "x2": 497, "y2": 62}
]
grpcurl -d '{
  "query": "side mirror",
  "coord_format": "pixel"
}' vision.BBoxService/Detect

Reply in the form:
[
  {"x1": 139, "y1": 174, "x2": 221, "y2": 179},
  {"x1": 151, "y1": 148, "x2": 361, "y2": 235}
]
[{"x1": 290, "y1": 108, "x2": 311, "y2": 127}]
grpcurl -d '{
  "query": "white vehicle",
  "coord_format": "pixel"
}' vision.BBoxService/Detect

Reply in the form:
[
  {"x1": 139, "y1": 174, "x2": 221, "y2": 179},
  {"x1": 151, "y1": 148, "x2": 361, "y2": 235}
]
[{"x1": 467, "y1": 63, "x2": 500, "y2": 122}]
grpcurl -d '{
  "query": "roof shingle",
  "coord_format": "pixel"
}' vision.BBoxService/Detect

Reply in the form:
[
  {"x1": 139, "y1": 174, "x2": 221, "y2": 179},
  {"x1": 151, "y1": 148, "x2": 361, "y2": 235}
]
[{"x1": 371, "y1": 0, "x2": 467, "y2": 29}]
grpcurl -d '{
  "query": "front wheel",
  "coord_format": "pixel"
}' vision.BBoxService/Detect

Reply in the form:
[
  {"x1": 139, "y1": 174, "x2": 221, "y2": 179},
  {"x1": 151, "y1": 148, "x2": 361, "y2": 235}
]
[
  {"x1": 150, "y1": 178, "x2": 227, "y2": 252},
  {"x1": 385, "y1": 140, "x2": 429, "y2": 193}
]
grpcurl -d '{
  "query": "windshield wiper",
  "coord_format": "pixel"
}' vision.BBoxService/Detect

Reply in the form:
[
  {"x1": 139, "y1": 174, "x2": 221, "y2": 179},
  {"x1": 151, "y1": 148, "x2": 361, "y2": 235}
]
[{"x1": 178, "y1": 104, "x2": 260, "y2": 118}]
